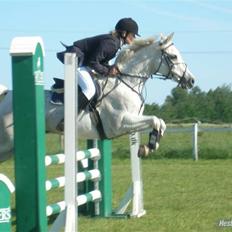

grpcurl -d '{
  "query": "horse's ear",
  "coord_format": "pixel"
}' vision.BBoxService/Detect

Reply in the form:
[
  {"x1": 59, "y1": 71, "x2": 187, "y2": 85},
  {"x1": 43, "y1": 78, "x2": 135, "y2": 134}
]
[
  {"x1": 160, "y1": 32, "x2": 174, "y2": 49},
  {"x1": 167, "y1": 32, "x2": 174, "y2": 42},
  {"x1": 163, "y1": 32, "x2": 174, "y2": 44},
  {"x1": 160, "y1": 33, "x2": 165, "y2": 40},
  {"x1": 159, "y1": 33, "x2": 165, "y2": 44}
]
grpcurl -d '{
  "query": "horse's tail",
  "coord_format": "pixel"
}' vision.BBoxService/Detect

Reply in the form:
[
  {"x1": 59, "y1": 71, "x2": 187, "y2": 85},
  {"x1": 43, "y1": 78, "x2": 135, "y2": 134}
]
[
  {"x1": 60, "y1": 41, "x2": 69, "y2": 49},
  {"x1": 57, "y1": 42, "x2": 73, "y2": 64}
]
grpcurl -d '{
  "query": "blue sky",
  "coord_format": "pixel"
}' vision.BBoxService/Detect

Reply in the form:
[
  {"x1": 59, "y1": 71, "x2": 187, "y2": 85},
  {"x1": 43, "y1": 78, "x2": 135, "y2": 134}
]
[{"x1": 1, "y1": 0, "x2": 232, "y2": 104}]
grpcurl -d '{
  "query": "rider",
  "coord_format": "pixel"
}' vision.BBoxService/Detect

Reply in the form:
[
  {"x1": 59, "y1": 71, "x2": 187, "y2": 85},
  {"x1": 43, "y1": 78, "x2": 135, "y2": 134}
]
[{"x1": 54, "y1": 17, "x2": 140, "y2": 110}]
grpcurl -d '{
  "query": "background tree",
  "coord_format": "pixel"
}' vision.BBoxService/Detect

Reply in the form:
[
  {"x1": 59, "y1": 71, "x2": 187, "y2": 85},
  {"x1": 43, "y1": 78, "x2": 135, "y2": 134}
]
[{"x1": 144, "y1": 84, "x2": 232, "y2": 123}]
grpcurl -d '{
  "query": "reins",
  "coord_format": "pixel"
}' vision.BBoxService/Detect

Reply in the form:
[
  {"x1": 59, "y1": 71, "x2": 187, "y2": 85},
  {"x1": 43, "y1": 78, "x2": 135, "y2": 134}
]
[{"x1": 96, "y1": 40, "x2": 189, "y2": 109}]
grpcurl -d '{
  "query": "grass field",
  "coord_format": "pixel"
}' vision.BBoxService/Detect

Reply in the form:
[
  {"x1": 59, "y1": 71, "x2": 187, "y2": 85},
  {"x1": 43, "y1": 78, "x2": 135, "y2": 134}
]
[
  {"x1": 1, "y1": 128, "x2": 232, "y2": 232},
  {"x1": 80, "y1": 159, "x2": 232, "y2": 232}
]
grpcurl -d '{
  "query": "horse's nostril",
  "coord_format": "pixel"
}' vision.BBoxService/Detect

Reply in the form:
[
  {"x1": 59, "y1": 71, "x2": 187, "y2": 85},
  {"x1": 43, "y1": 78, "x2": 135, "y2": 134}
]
[{"x1": 191, "y1": 79, "x2": 195, "y2": 85}]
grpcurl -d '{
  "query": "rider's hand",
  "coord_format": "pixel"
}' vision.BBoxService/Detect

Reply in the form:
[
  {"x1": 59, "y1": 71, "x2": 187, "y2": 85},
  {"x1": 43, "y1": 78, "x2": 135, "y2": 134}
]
[{"x1": 108, "y1": 66, "x2": 120, "y2": 76}]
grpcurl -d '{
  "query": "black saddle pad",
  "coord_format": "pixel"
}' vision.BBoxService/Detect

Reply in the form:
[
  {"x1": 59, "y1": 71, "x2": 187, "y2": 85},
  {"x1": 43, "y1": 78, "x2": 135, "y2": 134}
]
[{"x1": 50, "y1": 78, "x2": 101, "y2": 108}]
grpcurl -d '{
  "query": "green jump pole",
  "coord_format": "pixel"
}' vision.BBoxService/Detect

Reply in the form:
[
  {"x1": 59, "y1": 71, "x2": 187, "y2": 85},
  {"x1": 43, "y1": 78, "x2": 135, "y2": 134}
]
[
  {"x1": 84, "y1": 139, "x2": 113, "y2": 217},
  {"x1": 10, "y1": 37, "x2": 47, "y2": 232},
  {"x1": 98, "y1": 139, "x2": 113, "y2": 217}
]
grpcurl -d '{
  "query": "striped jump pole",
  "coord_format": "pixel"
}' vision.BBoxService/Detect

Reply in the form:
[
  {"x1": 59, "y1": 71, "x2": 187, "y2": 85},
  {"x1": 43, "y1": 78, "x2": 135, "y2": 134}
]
[
  {"x1": 46, "y1": 169, "x2": 101, "y2": 191},
  {"x1": 46, "y1": 190, "x2": 101, "y2": 217},
  {"x1": 79, "y1": 139, "x2": 113, "y2": 217},
  {"x1": 45, "y1": 148, "x2": 100, "y2": 166},
  {"x1": 45, "y1": 148, "x2": 101, "y2": 192}
]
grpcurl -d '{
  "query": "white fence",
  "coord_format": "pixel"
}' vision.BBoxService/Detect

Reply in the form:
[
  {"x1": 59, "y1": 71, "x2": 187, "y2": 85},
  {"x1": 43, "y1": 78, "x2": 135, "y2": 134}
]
[
  {"x1": 166, "y1": 124, "x2": 232, "y2": 160},
  {"x1": 59, "y1": 124, "x2": 232, "y2": 161}
]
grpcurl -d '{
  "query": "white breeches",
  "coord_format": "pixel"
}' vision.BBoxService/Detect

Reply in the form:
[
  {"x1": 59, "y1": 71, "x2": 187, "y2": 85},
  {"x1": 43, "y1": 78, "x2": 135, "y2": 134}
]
[{"x1": 77, "y1": 67, "x2": 96, "y2": 100}]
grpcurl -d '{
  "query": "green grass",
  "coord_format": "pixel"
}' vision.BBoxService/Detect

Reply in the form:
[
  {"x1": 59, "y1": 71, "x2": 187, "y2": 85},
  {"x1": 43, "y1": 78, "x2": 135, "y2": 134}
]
[
  {"x1": 79, "y1": 159, "x2": 232, "y2": 232},
  {"x1": 1, "y1": 128, "x2": 232, "y2": 232}
]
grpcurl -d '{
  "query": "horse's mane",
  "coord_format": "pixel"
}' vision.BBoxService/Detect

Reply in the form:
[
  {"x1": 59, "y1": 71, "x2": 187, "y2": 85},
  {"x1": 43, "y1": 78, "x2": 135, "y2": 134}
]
[
  {"x1": 116, "y1": 37, "x2": 156, "y2": 65},
  {"x1": 128, "y1": 37, "x2": 156, "y2": 51}
]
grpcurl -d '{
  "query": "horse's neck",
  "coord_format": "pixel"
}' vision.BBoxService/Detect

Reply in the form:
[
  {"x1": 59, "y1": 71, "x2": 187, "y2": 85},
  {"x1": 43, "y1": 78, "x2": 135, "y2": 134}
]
[
  {"x1": 117, "y1": 43, "x2": 161, "y2": 78},
  {"x1": 99, "y1": 41, "x2": 163, "y2": 94}
]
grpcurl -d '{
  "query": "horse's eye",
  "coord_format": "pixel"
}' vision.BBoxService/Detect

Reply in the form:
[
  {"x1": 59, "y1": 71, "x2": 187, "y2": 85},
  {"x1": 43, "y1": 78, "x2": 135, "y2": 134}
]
[{"x1": 170, "y1": 54, "x2": 177, "y2": 60}]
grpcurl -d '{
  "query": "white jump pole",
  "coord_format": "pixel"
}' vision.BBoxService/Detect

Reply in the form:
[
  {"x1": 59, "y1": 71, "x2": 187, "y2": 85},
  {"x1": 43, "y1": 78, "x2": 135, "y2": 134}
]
[
  {"x1": 115, "y1": 132, "x2": 146, "y2": 217},
  {"x1": 129, "y1": 132, "x2": 146, "y2": 217},
  {"x1": 192, "y1": 123, "x2": 198, "y2": 161},
  {"x1": 50, "y1": 53, "x2": 78, "y2": 232}
]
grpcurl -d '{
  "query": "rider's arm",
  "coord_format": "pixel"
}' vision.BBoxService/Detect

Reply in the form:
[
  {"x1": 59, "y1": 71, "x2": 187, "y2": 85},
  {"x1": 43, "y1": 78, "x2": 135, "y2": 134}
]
[{"x1": 88, "y1": 40, "x2": 118, "y2": 76}]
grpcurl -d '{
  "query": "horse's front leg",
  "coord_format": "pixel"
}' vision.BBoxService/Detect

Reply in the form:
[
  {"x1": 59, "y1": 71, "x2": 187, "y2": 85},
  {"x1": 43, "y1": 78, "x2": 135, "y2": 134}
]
[{"x1": 121, "y1": 113, "x2": 166, "y2": 157}]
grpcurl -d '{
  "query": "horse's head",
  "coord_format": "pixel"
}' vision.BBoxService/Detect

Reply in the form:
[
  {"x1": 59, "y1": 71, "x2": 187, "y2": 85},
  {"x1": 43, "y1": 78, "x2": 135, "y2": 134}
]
[
  {"x1": 115, "y1": 33, "x2": 195, "y2": 89},
  {"x1": 158, "y1": 33, "x2": 195, "y2": 88}
]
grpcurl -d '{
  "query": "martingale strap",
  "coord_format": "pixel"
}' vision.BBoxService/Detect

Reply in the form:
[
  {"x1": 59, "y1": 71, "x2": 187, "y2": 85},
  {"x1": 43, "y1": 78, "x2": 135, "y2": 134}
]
[{"x1": 89, "y1": 106, "x2": 108, "y2": 140}]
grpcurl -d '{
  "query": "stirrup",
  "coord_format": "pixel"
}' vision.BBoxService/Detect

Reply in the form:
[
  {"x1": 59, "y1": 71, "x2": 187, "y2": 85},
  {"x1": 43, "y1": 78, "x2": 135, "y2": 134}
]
[{"x1": 51, "y1": 86, "x2": 64, "y2": 94}]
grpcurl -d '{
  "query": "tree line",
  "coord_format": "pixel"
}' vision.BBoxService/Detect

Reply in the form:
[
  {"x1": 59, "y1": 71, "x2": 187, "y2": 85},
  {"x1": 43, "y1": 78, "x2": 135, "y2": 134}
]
[{"x1": 144, "y1": 84, "x2": 232, "y2": 123}]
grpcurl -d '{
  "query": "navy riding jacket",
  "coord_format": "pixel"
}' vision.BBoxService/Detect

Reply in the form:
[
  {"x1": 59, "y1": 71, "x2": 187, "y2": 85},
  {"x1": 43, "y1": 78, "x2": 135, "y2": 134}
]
[{"x1": 73, "y1": 34, "x2": 121, "y2": 75}]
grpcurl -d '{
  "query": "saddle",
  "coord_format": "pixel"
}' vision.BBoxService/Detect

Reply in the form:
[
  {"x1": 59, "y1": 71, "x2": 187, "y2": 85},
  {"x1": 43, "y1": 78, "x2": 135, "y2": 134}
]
[
  {"x1": 50, "y1": 78, "x2": 101, "y2": 112},
  {"x1": 51, "y1": 78, "x2": 107, "y2": 139}
]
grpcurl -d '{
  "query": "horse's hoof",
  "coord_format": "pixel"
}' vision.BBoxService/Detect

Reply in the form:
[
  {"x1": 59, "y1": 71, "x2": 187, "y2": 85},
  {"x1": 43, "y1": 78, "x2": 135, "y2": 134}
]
[
  {"x1": 138, "y1": 145, "x2": 150, "y2": 158},
  {"x1": 155, "y1": 142, "x2": 159, "y2": 151}
]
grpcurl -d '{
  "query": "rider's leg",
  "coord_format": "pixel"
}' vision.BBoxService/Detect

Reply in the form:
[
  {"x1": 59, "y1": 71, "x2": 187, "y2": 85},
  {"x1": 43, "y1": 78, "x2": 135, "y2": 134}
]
[
  {"x1": 77, "y1": 67, "x2": 96, "y2": 111},
  {"x1": 78, "y1": 86, "x2": 89, "y2": 112}
]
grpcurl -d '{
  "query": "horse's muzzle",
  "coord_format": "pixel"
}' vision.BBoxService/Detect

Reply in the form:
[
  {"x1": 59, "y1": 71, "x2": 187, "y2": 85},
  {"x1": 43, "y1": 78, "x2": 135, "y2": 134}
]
[
  {"x1": 188, "y1": 78, "x2": 195, "y2": 88},
  {"x1": 180, "y1": 77, "x2": 195, "y2": 89}
]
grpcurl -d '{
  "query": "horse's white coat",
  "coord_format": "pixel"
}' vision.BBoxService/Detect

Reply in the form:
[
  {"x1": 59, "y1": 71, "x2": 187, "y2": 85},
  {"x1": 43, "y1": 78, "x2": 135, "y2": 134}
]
[
  {"x1": 0, "y1": 34, "x2": 195, "y2": 161},
  {"x1": 0, "y1": 84, "x2": 8, "y2": 102}
]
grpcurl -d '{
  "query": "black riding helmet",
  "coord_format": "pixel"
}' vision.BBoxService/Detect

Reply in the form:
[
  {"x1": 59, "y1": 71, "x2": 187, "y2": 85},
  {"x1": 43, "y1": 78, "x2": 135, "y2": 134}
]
[{"x1": 115, "y1": 18, "x2": 140, "y2": 37}]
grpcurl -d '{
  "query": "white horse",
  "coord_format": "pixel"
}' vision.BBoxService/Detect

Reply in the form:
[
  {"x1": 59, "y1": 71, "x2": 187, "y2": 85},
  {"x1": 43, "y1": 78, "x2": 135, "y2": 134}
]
[
  {"x1": 0, "y1": 84, "x2": 8, "y2": 103},
  {"x1": 0, "y1": 33, "x2": 195, "y2": 161}
]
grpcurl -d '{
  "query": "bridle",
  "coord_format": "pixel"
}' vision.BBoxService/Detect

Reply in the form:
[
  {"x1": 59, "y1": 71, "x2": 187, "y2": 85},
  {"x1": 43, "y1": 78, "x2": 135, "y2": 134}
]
[
  {"x1": 157, "y1": 43, "x2": 188, "y2": 88},
  {"x1": 118, "y1": 42, "x2": 188, "y2": 88}
]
